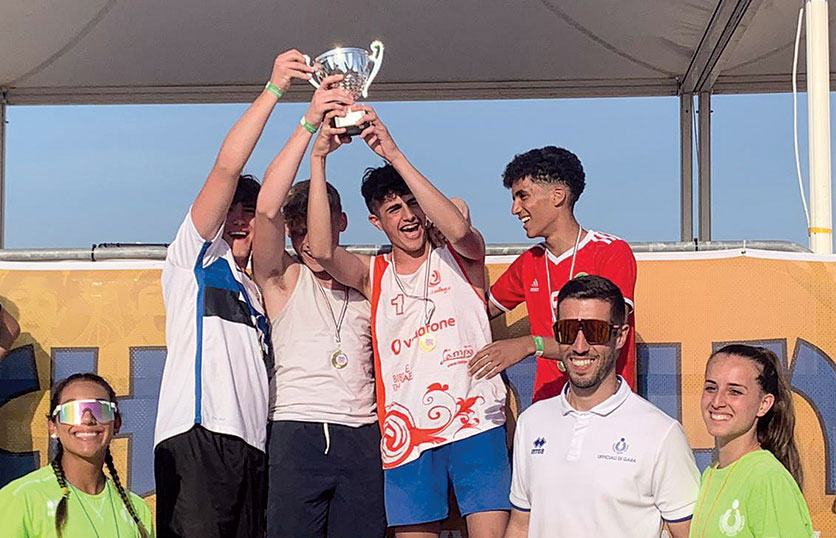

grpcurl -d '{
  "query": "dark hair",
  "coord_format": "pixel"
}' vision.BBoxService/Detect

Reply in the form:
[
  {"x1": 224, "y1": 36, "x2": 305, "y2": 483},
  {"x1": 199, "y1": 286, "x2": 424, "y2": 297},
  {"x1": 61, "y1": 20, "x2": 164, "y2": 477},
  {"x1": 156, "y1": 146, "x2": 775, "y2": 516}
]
[
  {"x1": 282, "y1": 179, "x2": 343, "y2": 230},
  {"x1": 49, "y1": 373, "x2": 150, "y2": 538},
  {"x1": 231, "y1": 174, "x2": 261, "y2": 208},
  {"x1": 709, "y1": 344, "x2": 803, "y2": 488},
  {"x1": 502, "y1": 146, "x2": 586, "y2": 206},
  {"x1": 556, "y1": 274, "x2": 626, "y2": 324},
  {"x1": 360, "y1": 164, "x2": 411, "y2": 214}
]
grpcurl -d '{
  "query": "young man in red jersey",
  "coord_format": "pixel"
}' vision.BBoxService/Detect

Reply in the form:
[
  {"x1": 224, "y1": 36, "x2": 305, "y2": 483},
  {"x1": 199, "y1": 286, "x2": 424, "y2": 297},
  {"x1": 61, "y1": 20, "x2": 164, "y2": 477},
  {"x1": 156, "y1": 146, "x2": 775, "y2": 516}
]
[{"x1": 468, "y1": 146, "x2": 636, "y2": 403}]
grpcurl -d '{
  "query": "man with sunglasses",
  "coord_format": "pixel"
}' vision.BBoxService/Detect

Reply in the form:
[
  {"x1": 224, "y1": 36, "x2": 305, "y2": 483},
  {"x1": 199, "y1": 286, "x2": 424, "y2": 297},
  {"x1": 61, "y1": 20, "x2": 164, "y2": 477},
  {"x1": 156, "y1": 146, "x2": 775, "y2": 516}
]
[
  {"x1": 468, "y1": 147, "x2": 636, "y2": 403},
  {"x1": 504, "y1": 275, "x2": 698, "y2": 538}
]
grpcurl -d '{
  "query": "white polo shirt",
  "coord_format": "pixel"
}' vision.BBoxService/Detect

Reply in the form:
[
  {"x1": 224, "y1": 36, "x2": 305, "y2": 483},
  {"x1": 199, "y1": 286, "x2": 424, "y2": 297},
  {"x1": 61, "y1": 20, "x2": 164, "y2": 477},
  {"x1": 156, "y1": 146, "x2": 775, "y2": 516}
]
[{"x1": 510, "y1": 377, "x2": 699, "y2": 538}]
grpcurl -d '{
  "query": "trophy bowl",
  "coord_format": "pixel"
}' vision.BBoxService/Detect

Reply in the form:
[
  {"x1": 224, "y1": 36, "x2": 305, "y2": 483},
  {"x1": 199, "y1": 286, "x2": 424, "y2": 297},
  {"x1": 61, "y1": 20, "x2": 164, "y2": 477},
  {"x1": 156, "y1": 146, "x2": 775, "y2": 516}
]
[{"x1": 305, "y1": 40, "x2": 384, "y2": 135}]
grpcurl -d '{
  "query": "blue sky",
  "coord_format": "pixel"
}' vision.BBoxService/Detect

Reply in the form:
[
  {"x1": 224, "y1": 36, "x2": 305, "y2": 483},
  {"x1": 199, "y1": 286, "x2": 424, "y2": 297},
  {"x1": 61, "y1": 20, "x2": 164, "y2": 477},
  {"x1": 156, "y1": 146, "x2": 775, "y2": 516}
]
[{"x1": 4, "y1": 92, "x2": 829, "y2": 249}]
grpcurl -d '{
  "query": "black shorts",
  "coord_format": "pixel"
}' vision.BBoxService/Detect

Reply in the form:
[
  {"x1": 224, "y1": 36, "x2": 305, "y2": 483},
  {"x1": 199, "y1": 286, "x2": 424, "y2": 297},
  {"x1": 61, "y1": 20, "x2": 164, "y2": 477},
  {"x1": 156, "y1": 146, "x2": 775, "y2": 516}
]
[
  {"x1": 266, "y1": 420, "x2": 386, "y2": 538},
  {"x1": 154, "y1": 425, "x2": 267, "y2": 538}
]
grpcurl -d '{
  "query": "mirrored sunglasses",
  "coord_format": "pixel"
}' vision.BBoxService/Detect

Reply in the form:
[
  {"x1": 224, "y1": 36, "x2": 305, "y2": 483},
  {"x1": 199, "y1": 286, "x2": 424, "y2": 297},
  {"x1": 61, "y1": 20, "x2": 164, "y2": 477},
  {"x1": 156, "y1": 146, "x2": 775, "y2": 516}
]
[
  {"x1": 51, "y1": 399, "x2": 118, "y2": 425},
  {"x1": 553, "y1": 319, "x2": 620, "y2": 345}
]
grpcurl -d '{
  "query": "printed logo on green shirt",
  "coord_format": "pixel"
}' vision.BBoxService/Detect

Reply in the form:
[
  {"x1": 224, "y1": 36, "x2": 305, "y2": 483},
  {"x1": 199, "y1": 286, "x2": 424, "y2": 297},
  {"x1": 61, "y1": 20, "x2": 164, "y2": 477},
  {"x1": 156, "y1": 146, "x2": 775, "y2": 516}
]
[{"x1": 719, "y1": 499, "x2": 746, "y2": 536}]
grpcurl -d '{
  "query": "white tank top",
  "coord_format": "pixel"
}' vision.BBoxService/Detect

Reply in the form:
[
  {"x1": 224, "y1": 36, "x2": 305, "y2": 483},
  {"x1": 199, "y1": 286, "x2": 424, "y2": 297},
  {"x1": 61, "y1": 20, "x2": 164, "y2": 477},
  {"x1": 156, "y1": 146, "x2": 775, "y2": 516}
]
[
  {"x1": 371, "y1": 244, "x2": 506, "y2": 469},
  {"x1": 269, "y1": 262, "x2": 376, "y2": 426}
]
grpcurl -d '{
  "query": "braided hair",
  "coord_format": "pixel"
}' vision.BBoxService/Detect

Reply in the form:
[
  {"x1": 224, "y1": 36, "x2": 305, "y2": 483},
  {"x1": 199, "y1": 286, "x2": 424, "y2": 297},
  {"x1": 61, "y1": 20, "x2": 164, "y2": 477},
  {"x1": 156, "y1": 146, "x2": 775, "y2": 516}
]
[
  {"x1": 49, "y1": 373, "x2": 149, "y2": 538},
  {"x1": 50, "y1": 442, "x2": 70, "y2": 537},
  {"x1": 105, "y1": 448, "x2": 150, "y2": 538}
]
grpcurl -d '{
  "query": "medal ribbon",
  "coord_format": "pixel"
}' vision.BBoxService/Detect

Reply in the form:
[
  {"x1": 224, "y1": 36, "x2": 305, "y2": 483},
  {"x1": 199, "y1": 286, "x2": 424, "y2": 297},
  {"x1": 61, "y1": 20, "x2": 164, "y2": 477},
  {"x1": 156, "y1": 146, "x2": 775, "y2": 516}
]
[
  {"x1": 391, "y1": 247, "x2": 436, "y2": 327},
  {"x1": 314, "y1": 278, "x2": 350, "y2": 347}
]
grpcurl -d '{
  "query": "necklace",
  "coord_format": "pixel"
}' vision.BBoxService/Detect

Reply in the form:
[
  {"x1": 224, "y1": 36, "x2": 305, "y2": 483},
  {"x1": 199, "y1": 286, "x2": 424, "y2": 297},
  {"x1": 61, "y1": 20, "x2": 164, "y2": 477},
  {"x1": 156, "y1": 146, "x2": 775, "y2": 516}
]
[
  {"x1": 694, "y1": 451, "x2": 754, "y2": 538},
  {"x1": 71, "y1": 480, "x2": 121, "y2": 538},
  {"x1": 544, "y1": 224, "x2": 583, "y2": 325},
  {"x1": 391, "y1": 248, "x2": 437, "y2": 351},
  {"x1": 313, "y1": 277, "x2": 350, "y2": 369}
]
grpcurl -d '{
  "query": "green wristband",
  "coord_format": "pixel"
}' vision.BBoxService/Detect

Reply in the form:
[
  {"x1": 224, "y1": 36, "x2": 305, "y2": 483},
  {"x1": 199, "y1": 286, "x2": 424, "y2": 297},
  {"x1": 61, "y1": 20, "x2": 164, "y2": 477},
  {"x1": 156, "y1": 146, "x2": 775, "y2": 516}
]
[
  {"x1": 264, "y1": 81, "x2": 284, "y2": 99},
  {"x1": 532, "y1": 335, "x2": 545, "y2": 358},
  {"x1": 300, "y1": 115, "x2": 318, "y2": 134}
]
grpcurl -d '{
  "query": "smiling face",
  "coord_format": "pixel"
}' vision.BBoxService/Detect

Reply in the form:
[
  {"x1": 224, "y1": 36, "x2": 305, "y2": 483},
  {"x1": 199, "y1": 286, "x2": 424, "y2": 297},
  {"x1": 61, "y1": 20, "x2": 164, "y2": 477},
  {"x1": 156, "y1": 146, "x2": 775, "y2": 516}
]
[
  {"x1": 223, "y1": 201, "x2": 256, "y2": 268},
  {"x1": 48, "y1": 380, "x2": 120, "y2": 463},
  {"x1": 369, "y1": 193, "x2": 427, "y2": 256},
  {"x1": 556, "y1": 298, "x2": 627, "y2": 390},
  {"x1": 510, "y1": 177, "x2": 567, "y2": 239},
  {"x1": 701, "y1": 353, "x2": 774, "y2": 444}
]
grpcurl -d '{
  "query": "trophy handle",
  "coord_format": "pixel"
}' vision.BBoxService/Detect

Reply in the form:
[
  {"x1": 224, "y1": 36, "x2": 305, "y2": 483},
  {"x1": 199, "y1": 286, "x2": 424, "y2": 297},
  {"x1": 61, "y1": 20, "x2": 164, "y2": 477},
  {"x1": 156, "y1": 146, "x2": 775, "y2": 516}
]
[
  {"x1": 362, "y1": 40, "x2": 385, "y2": 98},
  {"x1": 302, "y1": 54, "x2": 320, "y2": 89}
]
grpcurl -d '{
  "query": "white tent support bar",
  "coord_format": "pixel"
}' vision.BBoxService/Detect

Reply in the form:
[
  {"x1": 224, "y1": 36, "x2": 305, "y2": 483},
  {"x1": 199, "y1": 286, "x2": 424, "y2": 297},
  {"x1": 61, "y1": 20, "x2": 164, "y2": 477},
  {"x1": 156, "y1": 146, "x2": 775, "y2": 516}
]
[
  {"x1": 680, "y1": 0, "x2": 764, "y2": 94},
  {"x1": 680, "y1": 94, "x2": 694, "y2": 241},
  {"x1": 698, "y1": 91, "x2": 712, "y2": 241},
  {"x1": 0, "y1": 93, "x2": 6, "y2": 249},
  {"x1": 806, "y1": 0, "x2": 833, "y2": 254},
  {"x1": 2, "y1": 79, "x2": 681, "y2": 106}
]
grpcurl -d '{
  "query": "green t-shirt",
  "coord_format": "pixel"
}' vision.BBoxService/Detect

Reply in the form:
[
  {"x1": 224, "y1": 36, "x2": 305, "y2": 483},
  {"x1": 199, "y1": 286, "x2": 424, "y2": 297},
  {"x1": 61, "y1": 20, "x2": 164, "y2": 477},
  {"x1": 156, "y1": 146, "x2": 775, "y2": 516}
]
[
  {"x1": 0, "y1": 465, "x2": 155, "y2": 538},
  {"x1": 689, "y1": 449, "x2": 813, "y2": 538}
]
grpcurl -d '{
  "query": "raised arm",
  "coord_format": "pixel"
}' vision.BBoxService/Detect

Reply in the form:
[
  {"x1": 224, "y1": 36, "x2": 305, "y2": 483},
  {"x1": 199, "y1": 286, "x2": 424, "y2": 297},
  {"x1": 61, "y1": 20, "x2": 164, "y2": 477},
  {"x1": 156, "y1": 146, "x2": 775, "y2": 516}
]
[
  {"x1": 356, "y1": 106, "x2": 486, "y2": 264},
  {"x1": 307, "y1": 112, "x2": 373, "y2": 298},
  {"x1": 190, "y1": 50, "x2": 314, "y2": 240},
  {"x1": 252, "y1": 75, "x2": 352, "y2": 288}
]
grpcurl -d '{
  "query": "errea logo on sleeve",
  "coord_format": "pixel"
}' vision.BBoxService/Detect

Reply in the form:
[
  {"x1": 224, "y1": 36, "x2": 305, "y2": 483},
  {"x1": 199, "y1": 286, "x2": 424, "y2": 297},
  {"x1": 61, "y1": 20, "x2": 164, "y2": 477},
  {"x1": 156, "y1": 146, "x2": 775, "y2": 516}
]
[{"x1": 531, "y1": 437, "x2": 547, "y2": 455}]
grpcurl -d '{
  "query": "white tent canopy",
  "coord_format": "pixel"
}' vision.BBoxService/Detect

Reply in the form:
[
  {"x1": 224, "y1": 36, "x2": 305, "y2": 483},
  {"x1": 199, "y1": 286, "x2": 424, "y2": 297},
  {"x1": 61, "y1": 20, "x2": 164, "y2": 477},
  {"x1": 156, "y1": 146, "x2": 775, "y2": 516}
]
[
  {"x1": 0, "y1": 0, "x2": 827, "y2": 104},
  {"x1": 0, "y1": 0, "x2": 832, "y2": 251}
]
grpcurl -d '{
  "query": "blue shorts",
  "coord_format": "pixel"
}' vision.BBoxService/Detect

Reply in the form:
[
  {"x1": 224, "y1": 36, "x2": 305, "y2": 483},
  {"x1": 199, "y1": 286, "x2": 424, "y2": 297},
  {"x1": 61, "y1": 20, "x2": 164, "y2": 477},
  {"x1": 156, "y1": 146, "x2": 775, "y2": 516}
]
[{"x1": 383, "y1": 425, "x2": 511, "y2": 526}]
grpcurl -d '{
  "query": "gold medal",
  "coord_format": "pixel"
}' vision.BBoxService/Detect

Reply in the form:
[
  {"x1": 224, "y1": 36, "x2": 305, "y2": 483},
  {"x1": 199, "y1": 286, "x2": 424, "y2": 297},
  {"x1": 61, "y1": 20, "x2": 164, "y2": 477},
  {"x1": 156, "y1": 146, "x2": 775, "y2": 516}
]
[
  {"x1": 418, "y1": 332, "x2": 437, "y2": 352},
  {"x1": 331, "y1": 349, "x2": 349, "y2": 369}
]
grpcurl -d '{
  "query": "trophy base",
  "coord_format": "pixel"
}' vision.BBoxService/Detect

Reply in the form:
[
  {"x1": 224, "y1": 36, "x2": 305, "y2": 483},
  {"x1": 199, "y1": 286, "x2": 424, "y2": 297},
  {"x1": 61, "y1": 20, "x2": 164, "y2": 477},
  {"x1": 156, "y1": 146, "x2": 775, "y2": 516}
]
[{"x1": 334, "y1": 109, "x2": 368, "y2": 136}]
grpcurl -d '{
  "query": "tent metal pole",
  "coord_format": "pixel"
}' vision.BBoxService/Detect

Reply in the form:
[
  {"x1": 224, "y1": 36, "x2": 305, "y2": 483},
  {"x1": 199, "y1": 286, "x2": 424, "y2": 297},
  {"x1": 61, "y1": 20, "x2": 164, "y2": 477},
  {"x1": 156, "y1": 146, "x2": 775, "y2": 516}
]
[
  {"x1": 806, "y1": 0, "x2": 833, "y2": 254},
  {"x1": 698, "y1": 91, "x2": 711, "y2": 241},
  {"x1": 680, "y1": 94, "x2": 694, "y2": 241},
  {"x1": 0, "y1": 94, "x2": 6, "y2": 249}
]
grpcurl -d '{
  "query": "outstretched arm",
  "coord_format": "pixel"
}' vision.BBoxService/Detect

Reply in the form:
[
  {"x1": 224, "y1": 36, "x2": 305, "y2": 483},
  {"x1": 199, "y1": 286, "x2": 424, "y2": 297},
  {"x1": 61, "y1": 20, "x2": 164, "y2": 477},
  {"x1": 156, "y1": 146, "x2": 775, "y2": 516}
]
[
  {"x1": 307, "y1": 112, "x2": 373, "y2": 298},
  {"x1": 252, "y1": 75, "x2": 353, "y2": 288},
  {"x1": 356, "y1": 105, "x2": 486, "y2": 264},
  {"x1": 191, "y1": 50, "x2": 314, "y2": 241},
  {"x1": 469, "y1": 335, "x2": 564, "y2": 379}
]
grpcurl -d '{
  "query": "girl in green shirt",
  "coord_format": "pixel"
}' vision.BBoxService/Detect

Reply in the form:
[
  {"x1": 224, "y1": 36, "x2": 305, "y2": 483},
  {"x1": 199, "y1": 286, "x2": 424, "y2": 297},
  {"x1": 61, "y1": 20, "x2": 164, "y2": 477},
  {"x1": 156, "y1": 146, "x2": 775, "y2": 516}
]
[
  {"x1": 690, "y1": 344, "x2": 814, "y2": 538},
  {"x1": 0, "y1": 373, "x2": 153, "y2": 537}
]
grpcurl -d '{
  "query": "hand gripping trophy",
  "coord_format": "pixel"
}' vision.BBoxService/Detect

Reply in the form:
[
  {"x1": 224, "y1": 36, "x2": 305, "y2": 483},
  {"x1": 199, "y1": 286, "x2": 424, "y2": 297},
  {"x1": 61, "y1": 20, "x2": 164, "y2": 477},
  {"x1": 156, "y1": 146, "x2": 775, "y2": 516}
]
[{"x1": 305, "y1": 40, "x2": 384, "y2": 136}]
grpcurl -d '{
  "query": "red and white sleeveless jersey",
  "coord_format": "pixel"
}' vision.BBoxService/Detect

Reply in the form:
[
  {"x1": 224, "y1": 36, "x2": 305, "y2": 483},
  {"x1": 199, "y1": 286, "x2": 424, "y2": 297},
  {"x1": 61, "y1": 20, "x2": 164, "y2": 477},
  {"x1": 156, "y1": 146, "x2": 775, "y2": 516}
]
[
  {"x1": 489, "y1": 230, "x2": 637, "y2": 403},
  {"x1": 370, "y1": 244, "x2": 507, "y2": 469}
]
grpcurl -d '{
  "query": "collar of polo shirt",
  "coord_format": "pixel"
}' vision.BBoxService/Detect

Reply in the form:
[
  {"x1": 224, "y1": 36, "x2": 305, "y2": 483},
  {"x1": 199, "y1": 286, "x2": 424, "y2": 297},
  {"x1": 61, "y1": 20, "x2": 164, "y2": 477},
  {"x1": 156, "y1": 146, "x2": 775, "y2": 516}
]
[{"x1": 559, "y1": 376, "x2": 630, "y2": 417}]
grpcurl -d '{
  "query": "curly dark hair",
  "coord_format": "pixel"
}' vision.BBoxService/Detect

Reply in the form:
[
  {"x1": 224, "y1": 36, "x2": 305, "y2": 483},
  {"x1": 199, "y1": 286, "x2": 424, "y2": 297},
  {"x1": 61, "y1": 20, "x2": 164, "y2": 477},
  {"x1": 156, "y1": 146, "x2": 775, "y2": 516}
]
[
  {"x1": 502, "y1": 146, "x2": 585, "y2": 206},
  {"x1": 360, "y1": 164, "x2": 411, "y2": 215},
  {"x1": 231, "y1": 174, "x2": 261, "y2": 208},
  {"x1": 282, "y1": 179, "x2": 342, "y2": 230}
]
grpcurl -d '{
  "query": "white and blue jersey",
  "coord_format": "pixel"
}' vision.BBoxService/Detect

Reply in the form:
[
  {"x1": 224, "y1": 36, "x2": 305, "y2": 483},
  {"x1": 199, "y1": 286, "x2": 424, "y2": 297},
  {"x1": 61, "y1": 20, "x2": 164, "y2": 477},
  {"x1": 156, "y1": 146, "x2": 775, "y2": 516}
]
[{"x1": 154, "y1": 212, "x2": 271, "y2": 452}]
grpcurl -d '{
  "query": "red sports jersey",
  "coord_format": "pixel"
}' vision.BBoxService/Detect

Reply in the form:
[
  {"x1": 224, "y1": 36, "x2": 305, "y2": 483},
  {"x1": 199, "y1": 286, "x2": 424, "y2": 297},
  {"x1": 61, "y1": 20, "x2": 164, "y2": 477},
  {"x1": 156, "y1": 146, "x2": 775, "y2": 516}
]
[{"x1": 488, "y1": 230, "x2": 637, "y2": 402}]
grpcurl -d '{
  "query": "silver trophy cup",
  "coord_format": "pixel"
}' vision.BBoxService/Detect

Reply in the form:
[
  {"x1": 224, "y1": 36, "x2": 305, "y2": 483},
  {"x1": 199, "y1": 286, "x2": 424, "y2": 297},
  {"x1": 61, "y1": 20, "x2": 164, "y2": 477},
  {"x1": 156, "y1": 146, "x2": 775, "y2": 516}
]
[{"x1": 305, "y1": 41, "x2": 384, "y2": 135}]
